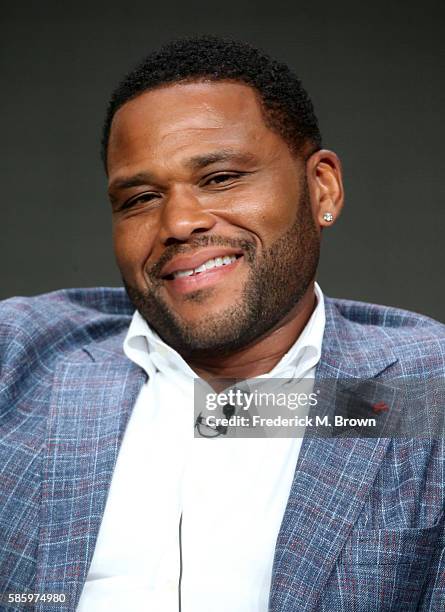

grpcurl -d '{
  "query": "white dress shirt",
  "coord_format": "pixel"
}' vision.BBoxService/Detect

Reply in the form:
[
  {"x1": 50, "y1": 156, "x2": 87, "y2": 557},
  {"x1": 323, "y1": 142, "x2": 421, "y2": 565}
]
[{"x1": 77, "y1": 283, "x2": 325, "y2": 612}]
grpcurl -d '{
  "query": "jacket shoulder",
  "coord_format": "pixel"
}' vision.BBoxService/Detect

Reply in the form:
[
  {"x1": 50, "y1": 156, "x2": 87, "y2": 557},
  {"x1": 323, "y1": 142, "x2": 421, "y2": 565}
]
[
  {"x1": 0, "y1": 287, "x2": 134, "y2": 407},
  {"x1": 326, "y1": 296, "x2": 444, "y2": 331},
  {"x1": 0, "y1": 286, "x2": 134, "y2": 345},
  {"x1": 325, "y1": 296, "x2": 445, "y2": 372}
]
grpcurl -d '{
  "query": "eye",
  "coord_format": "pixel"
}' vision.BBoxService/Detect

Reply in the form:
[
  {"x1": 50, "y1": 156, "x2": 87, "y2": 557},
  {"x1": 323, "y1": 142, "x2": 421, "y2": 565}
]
[
  {"x1": 203, "y1": 172, "x2": 245, "y2": 186},
  {"x1": 121, "y1": 192, "x2": 159, "y2": 210}
]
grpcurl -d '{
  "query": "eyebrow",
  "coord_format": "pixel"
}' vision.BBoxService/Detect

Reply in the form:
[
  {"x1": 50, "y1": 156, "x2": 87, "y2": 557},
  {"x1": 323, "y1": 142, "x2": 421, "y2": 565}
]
[
  {"x1": 108, "y1": 172, "x2": 156, "y2": 194},
  {"x1": 184, "y1": 149, "x2": 258, "y2": 170},
  {"x1": 108, "y1": 149, "x2": 257, "y2": 196}
]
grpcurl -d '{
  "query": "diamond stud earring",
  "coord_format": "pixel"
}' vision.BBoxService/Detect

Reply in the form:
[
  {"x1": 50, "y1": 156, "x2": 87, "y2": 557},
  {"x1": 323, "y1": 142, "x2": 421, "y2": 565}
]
[{"x1": 323, "y1": 212, "x2": 334, "y2": 222}]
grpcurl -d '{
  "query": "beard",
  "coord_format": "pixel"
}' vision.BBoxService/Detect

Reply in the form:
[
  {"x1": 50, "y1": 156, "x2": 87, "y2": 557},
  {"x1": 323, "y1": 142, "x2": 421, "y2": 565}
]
[{"x1": 123, "y1": 182, "x2": 320, "y2": 360}]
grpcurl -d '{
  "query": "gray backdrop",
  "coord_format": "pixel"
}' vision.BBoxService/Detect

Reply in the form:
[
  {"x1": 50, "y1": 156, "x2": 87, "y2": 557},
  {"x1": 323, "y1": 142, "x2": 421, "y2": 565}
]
[{"x1": 1, "y1": 1, "x2": 444, "y2": 321}]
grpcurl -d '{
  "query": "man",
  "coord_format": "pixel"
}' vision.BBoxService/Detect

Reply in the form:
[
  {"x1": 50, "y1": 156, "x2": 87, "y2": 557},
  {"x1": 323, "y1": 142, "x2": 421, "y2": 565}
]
[{"x1": 0, "y1": 36, "x2": 444, "y2": 612}]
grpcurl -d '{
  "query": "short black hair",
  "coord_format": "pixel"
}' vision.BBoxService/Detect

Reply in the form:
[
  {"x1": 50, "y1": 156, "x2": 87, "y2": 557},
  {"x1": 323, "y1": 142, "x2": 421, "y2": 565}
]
[{"x1": 101, "y1": 36, "x2": 322, "y2": 171}]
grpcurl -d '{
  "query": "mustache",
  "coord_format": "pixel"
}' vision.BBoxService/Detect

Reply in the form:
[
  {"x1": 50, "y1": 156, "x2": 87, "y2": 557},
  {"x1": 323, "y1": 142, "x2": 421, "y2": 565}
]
[{"x1": 148, "y1": 235, "x2": 257, "y2": 280}]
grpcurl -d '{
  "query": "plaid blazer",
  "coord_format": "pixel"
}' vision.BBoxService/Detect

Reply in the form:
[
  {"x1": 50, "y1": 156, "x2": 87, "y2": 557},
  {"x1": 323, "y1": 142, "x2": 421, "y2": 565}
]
[{"x1": 0, "y1": 287, "x2": 444, "y2": 611}]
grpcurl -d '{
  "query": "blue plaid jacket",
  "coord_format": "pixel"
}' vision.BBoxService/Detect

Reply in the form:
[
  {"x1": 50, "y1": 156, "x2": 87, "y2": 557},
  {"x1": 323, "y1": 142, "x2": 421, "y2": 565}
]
[{"x1": 0, "y1": 287, "x2": 444, "y2": 611}]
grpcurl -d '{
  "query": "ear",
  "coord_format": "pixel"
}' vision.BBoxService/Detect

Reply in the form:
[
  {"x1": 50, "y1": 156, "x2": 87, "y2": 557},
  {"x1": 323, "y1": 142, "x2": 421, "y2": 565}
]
[{"x1": 306, "y1": 149, "x2": 344, "y2": 227}]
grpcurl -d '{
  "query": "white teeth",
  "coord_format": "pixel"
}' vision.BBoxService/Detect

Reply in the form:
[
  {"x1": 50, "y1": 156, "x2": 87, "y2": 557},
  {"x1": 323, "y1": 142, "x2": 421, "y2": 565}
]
[
  {"x1": 174, "y1": 269, "x2": 194, "y2": 278},
  {"x1": 172, "y1": 255, "x2": 238, "y2": 279}
]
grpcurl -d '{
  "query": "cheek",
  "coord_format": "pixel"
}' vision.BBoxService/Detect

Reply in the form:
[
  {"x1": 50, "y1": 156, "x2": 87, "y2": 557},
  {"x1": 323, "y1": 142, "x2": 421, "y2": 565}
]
[
  {"x1": 112, "y1": 218, "x2": 155, "y2": 280},
  {"x1": 234, "y1": 181, "x2": 299, "y2": 239}
]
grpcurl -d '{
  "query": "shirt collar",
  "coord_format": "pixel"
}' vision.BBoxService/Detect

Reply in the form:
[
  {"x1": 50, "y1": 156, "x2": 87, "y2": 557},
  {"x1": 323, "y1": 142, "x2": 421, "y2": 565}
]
[{"x1": 123, "y1": 282, "x2": 325, "y2": 380}]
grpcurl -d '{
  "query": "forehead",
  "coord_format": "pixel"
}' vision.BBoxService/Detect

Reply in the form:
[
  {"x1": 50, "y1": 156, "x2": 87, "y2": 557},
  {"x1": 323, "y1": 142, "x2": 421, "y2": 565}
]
[{"x1": 107, "y1": 81, "x2": 277, "y2": 173}]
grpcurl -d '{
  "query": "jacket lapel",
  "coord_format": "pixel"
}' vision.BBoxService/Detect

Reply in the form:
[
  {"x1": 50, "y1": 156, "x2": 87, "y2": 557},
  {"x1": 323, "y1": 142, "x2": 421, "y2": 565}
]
[
  {"x1": 269, "y1": 298, "x2": 399, "y2": 612},
  {"x1": 34, "y1": 332, "x2": 146, "y2": 611}
]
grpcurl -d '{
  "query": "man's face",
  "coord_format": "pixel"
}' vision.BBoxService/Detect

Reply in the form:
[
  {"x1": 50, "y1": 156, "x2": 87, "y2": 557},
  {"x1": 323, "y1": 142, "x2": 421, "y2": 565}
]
[{"x1": 107, "y1": 81, "x2": 320, "y2": 357}]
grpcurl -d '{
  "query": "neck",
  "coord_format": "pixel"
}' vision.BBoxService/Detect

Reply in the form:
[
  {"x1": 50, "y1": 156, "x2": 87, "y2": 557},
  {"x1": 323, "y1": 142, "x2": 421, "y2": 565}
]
[{"x1": 189, "y1": 283, "x2": 317, "y2": 385}]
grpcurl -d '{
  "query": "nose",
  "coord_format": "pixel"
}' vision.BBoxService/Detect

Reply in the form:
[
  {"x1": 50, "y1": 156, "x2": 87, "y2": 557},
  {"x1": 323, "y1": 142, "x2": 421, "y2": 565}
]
[{"x1": 158, "y1": 185, "x2": 216, "y2": 244}]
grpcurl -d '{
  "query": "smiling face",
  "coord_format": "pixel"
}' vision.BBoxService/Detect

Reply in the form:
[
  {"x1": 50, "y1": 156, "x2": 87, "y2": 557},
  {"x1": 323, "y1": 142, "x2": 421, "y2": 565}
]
[{"x1": 107, "y1": 80, "x2": 321, "y2": 358}]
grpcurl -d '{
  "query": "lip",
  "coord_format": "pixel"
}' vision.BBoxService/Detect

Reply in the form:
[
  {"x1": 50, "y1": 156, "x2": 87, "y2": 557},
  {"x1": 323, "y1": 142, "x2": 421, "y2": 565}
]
[
  {"x1": 165, "y1": 254, "x2": 244, "y2": 295},
  {"x1": 159, "y1": 247, "x2": 244, "y2": 278}
]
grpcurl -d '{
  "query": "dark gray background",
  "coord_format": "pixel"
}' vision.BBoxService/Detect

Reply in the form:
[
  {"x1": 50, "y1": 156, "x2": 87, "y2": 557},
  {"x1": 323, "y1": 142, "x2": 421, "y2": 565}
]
[{"x1": 1, "y1": 1, "x2": 444, "y2": 321}]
